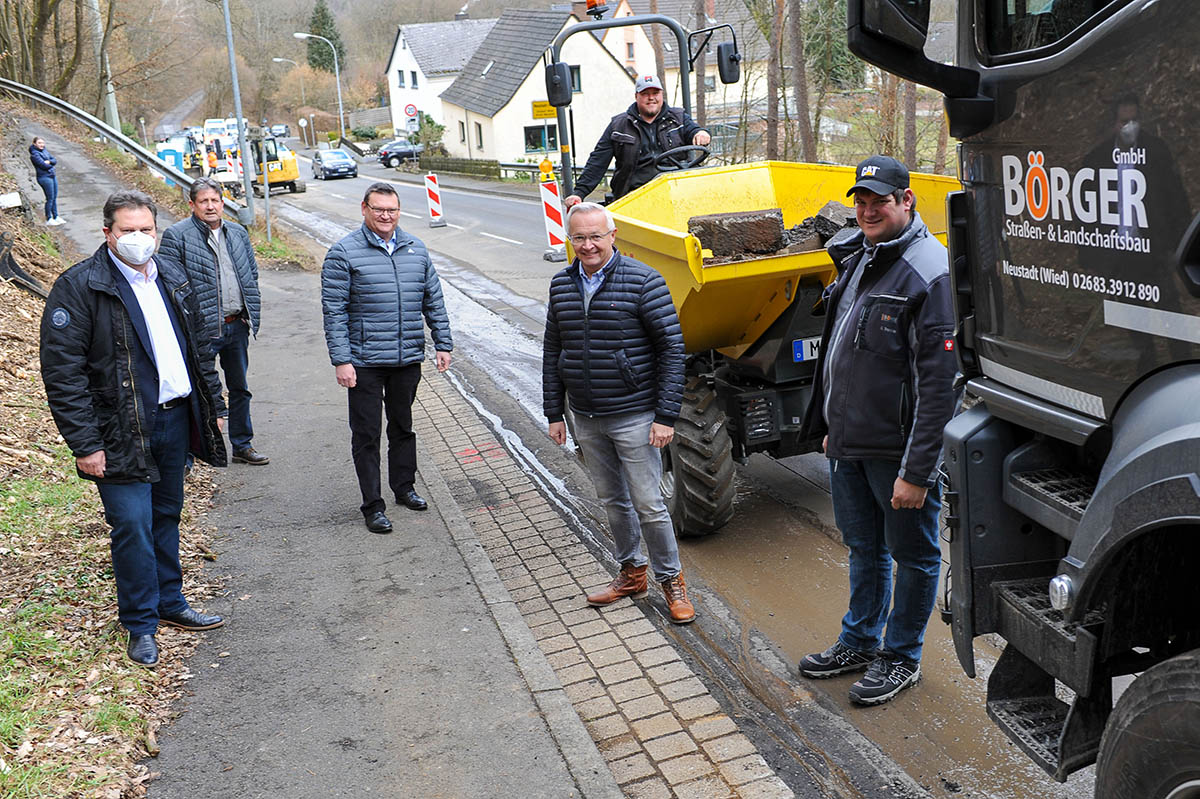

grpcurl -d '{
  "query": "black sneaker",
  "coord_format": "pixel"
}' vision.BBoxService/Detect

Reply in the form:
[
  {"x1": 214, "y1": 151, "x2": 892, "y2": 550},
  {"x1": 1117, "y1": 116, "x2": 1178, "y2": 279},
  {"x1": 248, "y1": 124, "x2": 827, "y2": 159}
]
[
  {"x1": 849, "y1": 653, "x2": 921, "y2": 705},
  {"x1": 798, "y1": 640, "x2": 878, "y2": 679}
]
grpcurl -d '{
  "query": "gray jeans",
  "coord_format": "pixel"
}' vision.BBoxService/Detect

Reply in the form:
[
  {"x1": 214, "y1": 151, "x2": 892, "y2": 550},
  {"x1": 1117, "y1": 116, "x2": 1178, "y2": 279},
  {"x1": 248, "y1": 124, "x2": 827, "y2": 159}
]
[{"x1": 571, "y1": 409, "x2": 682, "y2": 581}]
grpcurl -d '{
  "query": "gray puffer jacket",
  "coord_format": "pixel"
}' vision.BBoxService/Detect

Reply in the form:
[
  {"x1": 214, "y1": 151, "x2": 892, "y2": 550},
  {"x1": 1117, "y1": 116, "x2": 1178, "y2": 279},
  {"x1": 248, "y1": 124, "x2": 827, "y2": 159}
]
[
  {"x1": 321, "y1": 224, "x2": 453, "y2": 367},
  {"x1": 158, "y1": 215, "x2": 261, "y2": 342}
]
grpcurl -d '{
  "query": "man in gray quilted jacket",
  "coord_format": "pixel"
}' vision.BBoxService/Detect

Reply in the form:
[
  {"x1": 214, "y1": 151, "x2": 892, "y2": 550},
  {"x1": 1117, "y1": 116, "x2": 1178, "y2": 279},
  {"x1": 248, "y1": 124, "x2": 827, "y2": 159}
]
[
  {"x1": 321, "y1": 182, "x2": 453, "y2": 534},
  {"x1": 159, "y1": 177, "x2": 267, "y2": 466}
]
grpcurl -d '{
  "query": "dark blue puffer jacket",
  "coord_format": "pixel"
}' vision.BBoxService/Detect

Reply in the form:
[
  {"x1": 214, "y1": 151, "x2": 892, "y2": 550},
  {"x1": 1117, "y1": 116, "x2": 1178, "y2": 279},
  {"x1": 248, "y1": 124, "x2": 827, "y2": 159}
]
[
  {"x1": 158, "y1": 215, "x2": 262, "y2": 342},
  {"x1": 543, "y1": 251, "x2": 684, "y2": 426},
  {"x1": 321, "y1": 224, "x2": 453, "y2": 367},
  {"x1": 29, "y1": 145, "x2": 56, "y2": 178}
]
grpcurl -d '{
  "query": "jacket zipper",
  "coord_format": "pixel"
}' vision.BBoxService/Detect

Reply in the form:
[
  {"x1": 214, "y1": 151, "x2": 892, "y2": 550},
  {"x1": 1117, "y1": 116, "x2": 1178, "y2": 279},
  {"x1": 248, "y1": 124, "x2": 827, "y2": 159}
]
[{"x1": 124, "y1": 315, "x2": 147, "y2": 472}]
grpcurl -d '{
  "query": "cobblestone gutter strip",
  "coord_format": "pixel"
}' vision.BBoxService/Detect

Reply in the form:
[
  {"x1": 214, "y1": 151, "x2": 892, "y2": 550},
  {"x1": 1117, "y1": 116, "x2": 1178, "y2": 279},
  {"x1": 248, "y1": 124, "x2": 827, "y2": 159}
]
[{"x1": 413, "y1": 372, "x2": 796, "y2": 799}]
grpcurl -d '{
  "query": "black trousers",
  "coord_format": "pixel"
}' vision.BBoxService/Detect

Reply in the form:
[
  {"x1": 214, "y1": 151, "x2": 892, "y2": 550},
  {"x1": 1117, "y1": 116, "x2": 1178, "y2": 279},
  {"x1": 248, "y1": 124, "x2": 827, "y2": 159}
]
[{"x1": 347, "y1": 363, "x2": 422, "y2": 516}]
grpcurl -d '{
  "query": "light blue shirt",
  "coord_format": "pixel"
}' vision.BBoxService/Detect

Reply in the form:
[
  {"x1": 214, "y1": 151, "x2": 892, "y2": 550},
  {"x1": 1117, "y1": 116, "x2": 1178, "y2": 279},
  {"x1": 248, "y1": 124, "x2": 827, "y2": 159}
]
[
  {"x1": 368, "y1": 227, "x2": 401, "y2": 255},
  {"x1": 109, "y1": 251, "x2": 192, "y2": 404},
  {"x1": 579, "y1": 251, "x2": 618, "y2": 305}
]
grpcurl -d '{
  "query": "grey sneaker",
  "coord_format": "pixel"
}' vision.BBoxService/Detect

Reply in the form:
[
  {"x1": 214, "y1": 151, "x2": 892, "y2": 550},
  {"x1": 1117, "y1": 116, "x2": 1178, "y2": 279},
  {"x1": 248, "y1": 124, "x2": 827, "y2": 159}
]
[
  {"x1": 798, "y1": 640, "x2": 878, "y2": 679},
  {"x1": 849, "y1": 653, "x2": 921, "y2": 705}
]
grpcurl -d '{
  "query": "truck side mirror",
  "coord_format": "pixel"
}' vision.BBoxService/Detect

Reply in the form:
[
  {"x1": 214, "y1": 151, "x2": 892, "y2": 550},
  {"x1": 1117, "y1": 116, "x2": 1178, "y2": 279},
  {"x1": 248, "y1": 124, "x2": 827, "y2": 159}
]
[
  {"x1": 545, "y1": 62, "x2": 573, "y2": 107},
  {"x1": 862, "y1": 0, "x2": 929, "y2": 52},
  {"x1": 716, "y1": 42, "x2": 741, "y2": 84}
]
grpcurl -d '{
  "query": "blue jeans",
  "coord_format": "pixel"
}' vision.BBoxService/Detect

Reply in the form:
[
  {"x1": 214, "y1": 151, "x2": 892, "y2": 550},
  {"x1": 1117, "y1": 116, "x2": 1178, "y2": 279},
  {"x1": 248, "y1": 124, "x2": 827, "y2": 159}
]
[
  {"x1": 36, "y1": 175, "x2": 57, "y2": 219},
  {"x1": 96, "y1": 403, "x2": 190, "y2": 636},
  {"x1": 571, "y1": 410, "x2": 681, "y2": 581},
  {"x1": 215, "y1": 319, "x2": 253, "y2": 450},
  {"x1": 829, "y1": 458, "x2": 941, "y2": 663}
]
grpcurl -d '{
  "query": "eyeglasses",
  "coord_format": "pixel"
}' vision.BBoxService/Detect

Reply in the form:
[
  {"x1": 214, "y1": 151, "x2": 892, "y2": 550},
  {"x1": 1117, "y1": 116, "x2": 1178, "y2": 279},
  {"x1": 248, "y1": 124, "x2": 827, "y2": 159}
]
[
  {"x1": 366, "y1": 205, "x2": 400, "y2": 217},
  {"x1": 568, "y1": 232, "x2": 613, "y2": 245}
]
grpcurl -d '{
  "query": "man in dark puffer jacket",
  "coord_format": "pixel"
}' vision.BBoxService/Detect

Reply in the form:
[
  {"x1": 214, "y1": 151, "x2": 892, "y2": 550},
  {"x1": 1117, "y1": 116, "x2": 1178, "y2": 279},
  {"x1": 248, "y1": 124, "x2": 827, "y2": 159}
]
[
  {"x1": 322, "y1": 182, "x2": 453, "y2": 535},
  {"x1": 543, "y1": 202, "x2": 694, "y2": 623},
  {"x1": 159, "y1": 177, "x2": 267, "y2": 465}
]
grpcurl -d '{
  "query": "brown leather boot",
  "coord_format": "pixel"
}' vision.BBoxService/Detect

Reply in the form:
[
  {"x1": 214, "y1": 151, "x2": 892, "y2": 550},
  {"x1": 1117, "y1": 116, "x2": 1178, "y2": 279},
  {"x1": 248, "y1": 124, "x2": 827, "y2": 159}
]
[
  {"x1": 586, "y1": 563, "x2": 649, "y2": 607},
  {"x1": 661, "y1": 573, "x2": 696, "y2": 624}
]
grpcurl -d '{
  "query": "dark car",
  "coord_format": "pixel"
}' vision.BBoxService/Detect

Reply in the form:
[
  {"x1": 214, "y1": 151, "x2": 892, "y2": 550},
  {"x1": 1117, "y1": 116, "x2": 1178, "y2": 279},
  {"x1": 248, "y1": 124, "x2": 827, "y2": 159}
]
[
  {"x1": 377, "y1": 138, "x2": 424, "y2": 168},
  {"x1": 312, "y1": 149, "x2": 358, "y2": 180}
]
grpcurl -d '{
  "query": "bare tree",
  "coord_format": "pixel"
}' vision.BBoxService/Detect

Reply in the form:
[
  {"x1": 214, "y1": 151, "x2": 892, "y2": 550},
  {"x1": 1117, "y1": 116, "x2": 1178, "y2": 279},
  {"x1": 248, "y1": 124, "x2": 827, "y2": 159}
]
[
  {"x1": 764, "y1": 0, "x2": 782, "y2": 158},
  {"x1": 788, "y1": 0, "x2": 814, "y2": 161},
  {"x1": 693, "y1": 0, "x2": 706, "y2": 126},
  {"x1": 902, "y1": 79, "x2": 917, "y2": 167}
]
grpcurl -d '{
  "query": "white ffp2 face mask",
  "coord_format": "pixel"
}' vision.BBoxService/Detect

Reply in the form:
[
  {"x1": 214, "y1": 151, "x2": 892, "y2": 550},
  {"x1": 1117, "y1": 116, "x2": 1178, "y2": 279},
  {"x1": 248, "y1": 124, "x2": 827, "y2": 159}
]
[{"x1": 115, "y1": 231, "x2": 156, "y2": 265}]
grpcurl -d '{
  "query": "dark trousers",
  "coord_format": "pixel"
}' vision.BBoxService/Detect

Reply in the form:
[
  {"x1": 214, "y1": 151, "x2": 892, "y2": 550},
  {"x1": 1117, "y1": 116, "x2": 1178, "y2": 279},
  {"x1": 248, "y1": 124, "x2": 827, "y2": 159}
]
[
  {"x1": 96, "y1": 403, "x2": 190, "y2": 636},
  {"x1": 36, "y1": 174, "x2": 57, "y2": 219},
  {"x1": 215, "y1": 318, "x2": 253, "y2": 450},
  {"x1": 348, "y1": 363, "x2": 422, "y2": 516}
]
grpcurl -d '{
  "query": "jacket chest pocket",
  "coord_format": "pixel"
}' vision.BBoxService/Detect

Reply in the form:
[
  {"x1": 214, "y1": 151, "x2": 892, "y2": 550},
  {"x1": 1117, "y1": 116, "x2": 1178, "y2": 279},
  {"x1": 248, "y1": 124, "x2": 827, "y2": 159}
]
[
  {"x1": 854, "y1": 294, "x2": 912, "y2": 361},
  {"x1": 611, "y1": 131, "x2": 637, "y2": 147}
]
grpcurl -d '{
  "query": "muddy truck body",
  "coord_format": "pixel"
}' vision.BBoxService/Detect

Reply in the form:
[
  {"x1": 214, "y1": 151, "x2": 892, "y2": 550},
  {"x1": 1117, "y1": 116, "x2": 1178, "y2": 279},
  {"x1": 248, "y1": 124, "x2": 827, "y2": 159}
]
[{"x1": 848, "y1": 0, "x2": 1200, "y2": 795}]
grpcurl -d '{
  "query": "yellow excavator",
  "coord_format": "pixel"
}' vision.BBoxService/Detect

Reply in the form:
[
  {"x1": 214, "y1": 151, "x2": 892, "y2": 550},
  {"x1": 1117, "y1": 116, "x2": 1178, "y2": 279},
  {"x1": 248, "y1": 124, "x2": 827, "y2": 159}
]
[{"x1": 247, "y1": 130, "x2": 305, "y2": 195}]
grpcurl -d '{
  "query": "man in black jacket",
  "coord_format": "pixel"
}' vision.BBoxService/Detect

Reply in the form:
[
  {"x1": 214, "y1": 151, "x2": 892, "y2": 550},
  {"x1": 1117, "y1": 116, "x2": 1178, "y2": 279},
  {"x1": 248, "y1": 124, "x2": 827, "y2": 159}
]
[
  {"x1": 40, "y1": 191, "x2": 228, "y2": 668},
  {"x1": 542, "y1": 202, "x2": 694, "y2": 623},
  {"x1": 159, "y1": 177, "x2": 268, "y2": 465},
  {"x1": 798, "y1": 156, "x2": 957, "y2": 705},
  {"x1": 564, "y1": 75, "x2": 710, "y2": 206}
]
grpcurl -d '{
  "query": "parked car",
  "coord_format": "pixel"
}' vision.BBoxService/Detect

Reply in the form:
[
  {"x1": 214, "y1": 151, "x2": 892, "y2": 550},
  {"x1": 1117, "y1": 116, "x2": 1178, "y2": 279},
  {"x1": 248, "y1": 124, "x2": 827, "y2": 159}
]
[
  {"x1": 270, "y1": 123, "x2": 290, "y2": 138},
  {"x1": 377, "y1": 138, "x2": 424, "y2": 168},
  {"x1": 312, "y1": 149, "x2": 358, "y2": 180}
]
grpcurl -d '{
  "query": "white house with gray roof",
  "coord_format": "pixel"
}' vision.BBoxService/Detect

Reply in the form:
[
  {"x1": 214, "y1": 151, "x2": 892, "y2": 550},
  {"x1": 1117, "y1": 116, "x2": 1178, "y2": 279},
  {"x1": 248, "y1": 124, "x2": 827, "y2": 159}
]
[
  {"x1": 386, "y1": 18, "x2": 498, "y2": 133},
  {"x1": 438, "y1": 8, "x2": 634, "y2": 164}
]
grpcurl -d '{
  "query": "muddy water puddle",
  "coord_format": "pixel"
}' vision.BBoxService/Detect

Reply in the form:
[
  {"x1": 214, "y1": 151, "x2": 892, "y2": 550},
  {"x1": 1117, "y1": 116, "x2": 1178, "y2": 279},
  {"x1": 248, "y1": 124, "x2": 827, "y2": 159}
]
[{"x1": 678, "y1": 472, "x2": 1094, "y2": 798}]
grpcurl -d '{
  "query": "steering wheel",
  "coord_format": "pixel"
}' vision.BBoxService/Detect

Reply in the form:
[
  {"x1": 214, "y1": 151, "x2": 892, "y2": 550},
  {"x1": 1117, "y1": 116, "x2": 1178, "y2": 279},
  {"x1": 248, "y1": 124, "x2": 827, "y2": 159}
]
[{"x1": 653, "y1": 145, "x2": 710, "y2": 172}]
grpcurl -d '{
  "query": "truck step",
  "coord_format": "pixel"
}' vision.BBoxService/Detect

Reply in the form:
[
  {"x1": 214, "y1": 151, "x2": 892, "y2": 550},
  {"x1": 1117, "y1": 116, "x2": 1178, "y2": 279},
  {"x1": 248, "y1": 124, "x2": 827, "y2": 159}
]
[
  {"x1": 993, "y1": 578, "x2": 1102, "y2": 695},
  {"x1": 987, "y1": 696, "x2": 1068, "y2": 776},
  {"x1": 1010, "y1": 468, "x2": 1095, "y2": 522}
]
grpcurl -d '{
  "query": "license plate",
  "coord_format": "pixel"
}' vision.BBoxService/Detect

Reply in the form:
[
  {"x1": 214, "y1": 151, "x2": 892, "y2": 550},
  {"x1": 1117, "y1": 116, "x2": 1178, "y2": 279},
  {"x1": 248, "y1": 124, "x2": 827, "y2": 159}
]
[{"x1": 792, "y1": 337, "x2": 821, "y2": 362}]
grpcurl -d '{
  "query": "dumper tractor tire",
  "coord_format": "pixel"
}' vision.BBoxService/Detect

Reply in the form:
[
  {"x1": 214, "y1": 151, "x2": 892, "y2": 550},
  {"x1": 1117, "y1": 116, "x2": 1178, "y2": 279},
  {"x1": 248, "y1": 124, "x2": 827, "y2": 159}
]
[
  {"x1": 1094, "y1": 647, "x2": 1200, "y2": 798},
  {"x1": 661, "y1": 377, "x2": 735, "y2": 537}
]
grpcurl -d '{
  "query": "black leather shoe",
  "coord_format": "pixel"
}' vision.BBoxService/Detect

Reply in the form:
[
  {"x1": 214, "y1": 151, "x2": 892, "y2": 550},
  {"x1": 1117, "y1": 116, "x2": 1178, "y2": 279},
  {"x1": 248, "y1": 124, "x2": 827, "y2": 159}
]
[
  {"x1": 365, "y1": 510, "x2": 393, "y2": 534},
  {"x1": 232, "y1": 446, "x2": 270, "y2": 465},
  {"x1": 127, "y1": 634, "x2": 158, "y2": 667},
  {"x1": 397, "y1": 489, "x2": 428, "y2": 511},
  {"x1": 159, "y1": 607, "x2": 225, "y2": 631}
]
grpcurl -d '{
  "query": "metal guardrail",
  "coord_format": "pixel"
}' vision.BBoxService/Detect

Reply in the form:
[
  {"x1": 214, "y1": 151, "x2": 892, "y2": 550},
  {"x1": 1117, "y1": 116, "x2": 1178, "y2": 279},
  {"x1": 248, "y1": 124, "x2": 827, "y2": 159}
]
[{"x1": 0, "y1": 77, "x2": 250, "y2": 223}]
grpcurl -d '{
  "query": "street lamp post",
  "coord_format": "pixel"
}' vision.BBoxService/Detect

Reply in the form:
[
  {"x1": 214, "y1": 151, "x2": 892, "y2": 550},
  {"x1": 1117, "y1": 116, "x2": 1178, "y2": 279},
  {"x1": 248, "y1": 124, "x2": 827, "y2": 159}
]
[
  {"x1": 222, "y1": 0, "x2": 254, "y2": 223},
  {"x1": 293, "y1": 32, "x2": 344, "y2": 142},
  {"x1": 272, "y1": 57, "x2": 305, "y2": 107}
]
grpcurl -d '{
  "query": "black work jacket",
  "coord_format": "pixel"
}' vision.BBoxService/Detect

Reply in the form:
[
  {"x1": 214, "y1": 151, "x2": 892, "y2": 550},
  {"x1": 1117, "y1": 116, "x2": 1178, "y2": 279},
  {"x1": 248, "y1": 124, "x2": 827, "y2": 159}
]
[
  {"x1": 40, "y1": 245, "x2": 227, "y2": 483},
  {"x1": 543, "y1": 250, "x2": 684, "y2": 426},
  {"x1": 574, "y1": 104, "x2": 700, "y2": 200}
]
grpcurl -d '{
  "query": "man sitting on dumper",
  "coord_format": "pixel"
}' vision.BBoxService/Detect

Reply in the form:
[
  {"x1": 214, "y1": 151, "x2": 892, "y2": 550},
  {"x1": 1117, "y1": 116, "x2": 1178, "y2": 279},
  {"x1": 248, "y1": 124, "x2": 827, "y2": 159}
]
[{"x1": 564, "y1": 75, "x2": 710, "y2": 207}]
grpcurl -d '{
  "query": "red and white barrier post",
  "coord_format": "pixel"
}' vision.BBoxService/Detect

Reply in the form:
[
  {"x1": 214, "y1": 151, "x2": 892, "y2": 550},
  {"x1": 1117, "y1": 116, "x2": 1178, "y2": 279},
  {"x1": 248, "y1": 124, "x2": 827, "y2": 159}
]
[
  {"x1": 424, "y1": 172, "x2": 446, "y2": 228},
  {"x1": 540, "y1": 178, "x2": 568, "y2": 262}
]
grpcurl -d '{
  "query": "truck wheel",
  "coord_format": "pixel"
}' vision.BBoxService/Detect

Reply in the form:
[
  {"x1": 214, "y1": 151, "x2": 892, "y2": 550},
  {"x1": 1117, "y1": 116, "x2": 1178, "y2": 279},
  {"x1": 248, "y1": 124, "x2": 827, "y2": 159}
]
[
  {"x1": 661, "y1": 377, "x2": 735, "y2": 536},
  {"x1": 1094, "y1": 648, "x2": 1200, "y2": 798}
]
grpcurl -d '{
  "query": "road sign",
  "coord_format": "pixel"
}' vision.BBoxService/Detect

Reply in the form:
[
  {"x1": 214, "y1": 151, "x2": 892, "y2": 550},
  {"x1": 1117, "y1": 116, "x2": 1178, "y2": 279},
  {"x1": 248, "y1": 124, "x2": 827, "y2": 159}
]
[
  {"x1": 404, "y1": 103, "x2": 418, "y2": 118},
  {"x1": 532, "y1": 101, "x2": 556, "y2": 120},
  {"x1": 298, "y1": 118, "x2": 308, "y2": 127}
]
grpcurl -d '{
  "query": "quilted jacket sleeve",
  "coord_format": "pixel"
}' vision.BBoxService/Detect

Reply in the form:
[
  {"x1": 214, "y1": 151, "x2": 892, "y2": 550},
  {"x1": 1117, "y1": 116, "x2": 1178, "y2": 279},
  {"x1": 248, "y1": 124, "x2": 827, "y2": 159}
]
[{"x1": 321, "y1": 244, "x2": 353, "y2": 366}]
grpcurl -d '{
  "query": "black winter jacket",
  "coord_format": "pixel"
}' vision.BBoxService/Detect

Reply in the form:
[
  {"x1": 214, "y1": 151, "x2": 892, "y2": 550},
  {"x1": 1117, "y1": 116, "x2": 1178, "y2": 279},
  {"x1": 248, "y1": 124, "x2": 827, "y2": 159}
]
[
  {"x1": 573, "y1": 104, "x2": 700, "y2": 200},
  {"x1": 158, "y1": 215, "x2": 262, "y2": 341},
  {"x1": 543, "y1": 251, "x2": 684, "y2": 426},
  {"x1": 801, "y1": 214, "x2": 957, "y2": 487},
  {"x1": 40, "y1": 245, "x2": 227, "y2": 483}
]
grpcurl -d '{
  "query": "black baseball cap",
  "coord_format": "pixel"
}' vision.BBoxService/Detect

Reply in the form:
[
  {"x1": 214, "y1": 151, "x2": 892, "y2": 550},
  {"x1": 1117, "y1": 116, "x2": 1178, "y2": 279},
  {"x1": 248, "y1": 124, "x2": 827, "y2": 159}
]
[{"x1": 846, "y1": 155, "x2": 909, "y2": 197}]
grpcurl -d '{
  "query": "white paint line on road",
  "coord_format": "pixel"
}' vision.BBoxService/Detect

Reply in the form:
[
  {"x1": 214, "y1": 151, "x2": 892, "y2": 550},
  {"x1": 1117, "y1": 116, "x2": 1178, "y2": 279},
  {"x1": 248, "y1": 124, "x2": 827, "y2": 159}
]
[
  {"x1": 479, "y1": 231, "x2": 523, "y2": 245},
  {"x1": 327, "y1": 192, "x2": 347, "y2": 199},
  {"x1": 446, "y1": 222, "x2": 465, "y2": 230},
  {"x1": 401, "y1": 211, "x2": 422, "y2": 219}
]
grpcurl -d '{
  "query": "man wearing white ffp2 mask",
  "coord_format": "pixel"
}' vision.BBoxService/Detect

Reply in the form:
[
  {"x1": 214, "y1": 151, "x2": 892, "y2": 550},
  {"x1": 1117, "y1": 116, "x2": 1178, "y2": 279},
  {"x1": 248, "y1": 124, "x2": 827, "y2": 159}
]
[{"x1": 40, "y1": 190, "x2": 229, "y2": 669}]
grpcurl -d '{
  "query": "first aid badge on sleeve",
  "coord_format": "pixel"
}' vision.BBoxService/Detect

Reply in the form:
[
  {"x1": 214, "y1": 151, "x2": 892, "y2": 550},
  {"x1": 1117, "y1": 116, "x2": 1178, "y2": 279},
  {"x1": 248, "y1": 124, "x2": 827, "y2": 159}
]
[{"x1": 50, "y1": 307, "x2": 70, "y2": 328}]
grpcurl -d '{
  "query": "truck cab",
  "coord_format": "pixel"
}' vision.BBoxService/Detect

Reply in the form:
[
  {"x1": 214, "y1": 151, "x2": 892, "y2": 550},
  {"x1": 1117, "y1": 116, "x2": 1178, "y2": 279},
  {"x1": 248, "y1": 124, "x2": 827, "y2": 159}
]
[{"x1": 847, "y1": 1, "x2": 1200, "y2": 796}]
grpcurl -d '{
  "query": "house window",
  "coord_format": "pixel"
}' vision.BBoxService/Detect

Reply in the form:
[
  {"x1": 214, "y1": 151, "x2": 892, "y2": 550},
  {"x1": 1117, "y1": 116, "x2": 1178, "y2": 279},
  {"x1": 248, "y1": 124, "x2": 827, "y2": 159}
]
[
  {"x1": 626, "y1": 42, "x2": 634, "y2": 59},
  {"x1": 474, "y1": 121, "x2": 483, "y2": 148},
  {"x1": 411, "y1": 70, "x2": 418, "y2": 88},
  {"x1": 397, "y1": 70, "x2": 405, "y2": 88},
  {"x1": 704, "y1": 74, "x2": 715, "y2": 92},
  {"x1": 570, "y1": 65, "x2": 581, "y2": 93},
  {"x1": 524, "y1": 124, "x2": 558, "y2": 153},
  {"x1": 458, "y1": 121, "x2": 466, "y2": 142}
]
